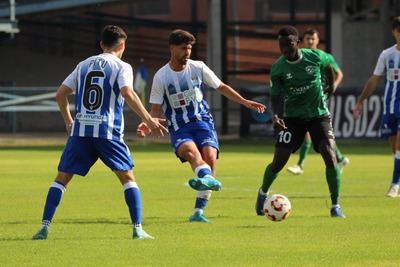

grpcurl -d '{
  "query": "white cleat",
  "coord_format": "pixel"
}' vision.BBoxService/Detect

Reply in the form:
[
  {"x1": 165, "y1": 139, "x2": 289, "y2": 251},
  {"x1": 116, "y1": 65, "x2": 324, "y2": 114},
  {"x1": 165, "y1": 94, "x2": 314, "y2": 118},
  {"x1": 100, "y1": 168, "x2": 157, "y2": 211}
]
[
  {"x1": 386, "y1": 184, "x2": 399, "y2": 198},
  {"x1": 338, "y1": 157, "x2": 350, "y2": 169},
  {"x1": 287, "y1": 164, "x2": 303, "y2": 175}
]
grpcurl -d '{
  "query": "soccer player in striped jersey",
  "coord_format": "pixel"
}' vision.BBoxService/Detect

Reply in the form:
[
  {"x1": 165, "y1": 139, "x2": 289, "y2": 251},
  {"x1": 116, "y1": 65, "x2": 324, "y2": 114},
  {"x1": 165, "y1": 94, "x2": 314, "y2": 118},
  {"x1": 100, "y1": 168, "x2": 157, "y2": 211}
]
[
  {"x1": 287, "y1": 28, "x2": 349, "y2": 175},
  {"x1": 255, "y1": 25, "x2": 345, "y2": 218},
  {"x1": 137, "y1": 29, "x2": 266, "y2": 223},
  {"x1": 32, "y1": 25, "x2": 167, "y2": 240},
  {"x1": 353, "y1": 16, "x2": 400, "y2": 198}
]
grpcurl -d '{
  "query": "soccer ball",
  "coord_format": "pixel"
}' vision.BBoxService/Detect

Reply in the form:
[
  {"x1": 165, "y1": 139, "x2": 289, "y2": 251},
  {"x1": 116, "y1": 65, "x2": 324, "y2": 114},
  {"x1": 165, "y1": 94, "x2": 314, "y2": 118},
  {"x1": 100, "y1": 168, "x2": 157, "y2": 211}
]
[{"x1": 263, "y1": 194, "x2": 291, "y2": 221}]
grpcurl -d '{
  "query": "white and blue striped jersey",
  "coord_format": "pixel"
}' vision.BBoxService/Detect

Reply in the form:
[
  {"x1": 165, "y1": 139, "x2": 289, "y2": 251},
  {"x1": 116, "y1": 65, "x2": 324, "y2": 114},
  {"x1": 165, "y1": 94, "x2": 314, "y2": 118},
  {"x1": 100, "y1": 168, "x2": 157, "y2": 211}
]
[
  {"x1": 149, "y1": 59, "x2": 222, "y2": 132},
  {"x1": 62, "y1": 53, "x2": 134, "y2": 140},
  {"x1": 374, "y1": 45, "x2": 400, "y2": 116}
]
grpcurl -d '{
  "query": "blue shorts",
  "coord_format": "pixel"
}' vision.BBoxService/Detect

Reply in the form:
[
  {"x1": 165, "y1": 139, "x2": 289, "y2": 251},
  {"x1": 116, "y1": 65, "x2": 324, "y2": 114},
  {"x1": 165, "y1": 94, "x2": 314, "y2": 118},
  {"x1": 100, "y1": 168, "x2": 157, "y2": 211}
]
[
  {"x1": 58, "y1": 136, "x2": 133, "y2": 176},
  {"x1": 170, "y1": 121, "x2": 220, "y2": 162},
  {"x1": 379, "y1": 113, "x2": 400, "y2": 138}
]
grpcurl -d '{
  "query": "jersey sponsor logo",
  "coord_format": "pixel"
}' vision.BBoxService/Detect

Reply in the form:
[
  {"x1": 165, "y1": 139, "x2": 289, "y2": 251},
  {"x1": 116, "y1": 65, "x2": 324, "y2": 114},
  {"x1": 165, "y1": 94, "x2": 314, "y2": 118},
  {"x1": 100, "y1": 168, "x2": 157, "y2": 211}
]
[
  {"x1": 387, "y1": 69, "x2": 400, "y2": 80},
  {"x1": 170, "y1": 88, "x2": 198, "y2": 108},
  {"x1": 76, "y1": 112, "x2": 107, "y2": 125},
  {"x1": 289, "y1": 84, "x2": 313, "y2": 95}
]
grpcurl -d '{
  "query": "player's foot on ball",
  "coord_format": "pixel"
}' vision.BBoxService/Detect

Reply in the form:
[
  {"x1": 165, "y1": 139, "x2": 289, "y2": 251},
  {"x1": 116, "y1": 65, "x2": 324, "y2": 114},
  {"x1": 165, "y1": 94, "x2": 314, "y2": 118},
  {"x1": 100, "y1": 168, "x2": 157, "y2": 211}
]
[
  {"x1": 330, "y1": 207, "x2": 346, "y2": 218},
  {"x1": 189, "y1": 212, "x2": 211, "y2": 223},
  {"x1": 287, "y1": 164, "x2": 303, "y2": 175},
  {"x1": 255, "y1": 188, "x2": 267, "y2": 216},
  {"x1": 133, "y1": 226, "x2": 154, "y2": 240},
  {"x1": 188, "y1": 175, "x2": 222, "y2": 191},
  {"x1": 32, "y1": 226, "x2": 49, "y2": 240},
  {"x1": 386, "y1": 184, "x2": 399, "y2": 198}
]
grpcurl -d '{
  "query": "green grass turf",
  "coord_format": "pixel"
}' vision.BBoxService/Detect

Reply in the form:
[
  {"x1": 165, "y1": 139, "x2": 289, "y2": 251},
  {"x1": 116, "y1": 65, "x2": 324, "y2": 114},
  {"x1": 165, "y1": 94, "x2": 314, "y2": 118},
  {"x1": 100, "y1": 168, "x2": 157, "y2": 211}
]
[{"x1": 0, "y1": 140, "x2": 399, "y2": 267}]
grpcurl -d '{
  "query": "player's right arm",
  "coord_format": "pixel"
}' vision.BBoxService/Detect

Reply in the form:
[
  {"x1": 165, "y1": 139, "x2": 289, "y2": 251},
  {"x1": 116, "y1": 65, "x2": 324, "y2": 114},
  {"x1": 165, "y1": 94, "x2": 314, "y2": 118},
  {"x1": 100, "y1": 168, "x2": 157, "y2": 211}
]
[
  {"x1": 55, "y1": 84, "x2": 74, "y2": 134},
  {"x1": 353, "y1": 51, "x2": 385, "y2": 119},
  {"x1": 270, "y1": 65, "x2": 286, "y2": 130},
  {"x1": 352, "y1": 74, "x2": 381, "y2": 119},
  {"x1": 136, "y1": 104, "x2": 162, "y2": 137},
  {"x1": 136, "y1": 73, "x2": 166, "y2": 137}
]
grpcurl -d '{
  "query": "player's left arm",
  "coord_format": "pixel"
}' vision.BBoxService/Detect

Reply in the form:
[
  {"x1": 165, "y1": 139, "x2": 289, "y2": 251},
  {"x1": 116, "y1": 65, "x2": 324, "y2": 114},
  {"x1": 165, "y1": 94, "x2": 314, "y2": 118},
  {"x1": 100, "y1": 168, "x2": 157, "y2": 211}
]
[
  {"x1": 121, "y1": 86, "x2": 167, "y2": 137},
  {"x1": 328, "y1": 54, "x2": 343, "y2": 90},
  {"x1": 55, "y1": 84, "x2": 74, "y2": 134},
  {"x1": 333, "y1": 67, "x2": 343, "y2": 90},
  {"x1": 217, "y1": 83, "x2": 266, "y2": 113},
  {"x1": 324, "y1": 64, "x2": 335, "y2": 97}
]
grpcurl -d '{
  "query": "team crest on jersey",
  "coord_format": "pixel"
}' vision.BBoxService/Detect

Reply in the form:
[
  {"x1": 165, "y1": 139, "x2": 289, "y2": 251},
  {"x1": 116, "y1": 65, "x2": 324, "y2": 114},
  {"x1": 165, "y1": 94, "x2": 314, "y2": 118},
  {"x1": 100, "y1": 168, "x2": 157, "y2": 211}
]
[{"x1": 305, "y1": 66, "x2": 315, "y2": 74}]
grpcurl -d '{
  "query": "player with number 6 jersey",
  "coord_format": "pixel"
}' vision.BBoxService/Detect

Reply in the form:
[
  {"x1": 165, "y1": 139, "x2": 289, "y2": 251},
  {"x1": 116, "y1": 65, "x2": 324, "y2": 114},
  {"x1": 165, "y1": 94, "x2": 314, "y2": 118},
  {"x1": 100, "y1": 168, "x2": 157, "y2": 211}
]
[
  {"x1": 63, "y1": 53, "x2": 134, "y2": 140},
  {"x1": 32, "y1": 25, "x2": 167, "y2": 241}
]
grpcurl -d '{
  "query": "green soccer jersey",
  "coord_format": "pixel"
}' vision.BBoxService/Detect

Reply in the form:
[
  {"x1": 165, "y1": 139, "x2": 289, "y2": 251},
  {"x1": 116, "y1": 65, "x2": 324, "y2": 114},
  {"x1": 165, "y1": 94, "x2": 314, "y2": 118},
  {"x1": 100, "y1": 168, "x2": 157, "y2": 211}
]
[{"x1": 270, "y1": 48, "x2": 331, "y2": 119}]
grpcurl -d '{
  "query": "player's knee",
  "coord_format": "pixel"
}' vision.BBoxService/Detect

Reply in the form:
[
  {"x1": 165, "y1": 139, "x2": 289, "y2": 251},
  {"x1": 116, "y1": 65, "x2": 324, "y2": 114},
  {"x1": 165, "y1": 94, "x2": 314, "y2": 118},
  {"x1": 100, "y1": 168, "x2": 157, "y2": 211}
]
[{"x1": 318, "y1": 139, "x2": 336, "y2": 167}]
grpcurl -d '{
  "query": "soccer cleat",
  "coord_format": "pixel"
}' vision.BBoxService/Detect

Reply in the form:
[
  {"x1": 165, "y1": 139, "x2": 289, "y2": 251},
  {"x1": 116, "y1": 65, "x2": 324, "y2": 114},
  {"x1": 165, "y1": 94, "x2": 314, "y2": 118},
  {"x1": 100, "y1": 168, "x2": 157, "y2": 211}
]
[
  {"x1": 189, "y1": 212, "x2": 211, "y2": 223},
  {"x1": 287, "y1": 164, "x2": 304, "y2": 175},
  {"x1": 337, "y1": 157, "x2": 350, "y2": 173},
  {"x1": 255, "y1": 189, "x2": 267, "y2": 216},
  {"x1": 32, "y1": 226, "x2": 49, "y2": 240},
  {"x1": 330, "y1": 207, "x2": 346, "y2": 218},
  {"x1": 133, "y1": 226, "x2": 154, "y2": 240},
  {"x1": 386, "y1": 184, "x2": 399, "y2": 198},
  {"x1": 188, "y1": 175, "x2": 222, "y2": 191}
]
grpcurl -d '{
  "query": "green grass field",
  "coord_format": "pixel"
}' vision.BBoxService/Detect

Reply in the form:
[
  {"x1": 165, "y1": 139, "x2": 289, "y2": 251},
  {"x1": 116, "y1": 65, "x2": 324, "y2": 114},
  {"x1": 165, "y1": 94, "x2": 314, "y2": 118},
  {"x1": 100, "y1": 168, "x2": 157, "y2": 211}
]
[{"x1": 1, "y1": 139, "x2": 399, "y2": 267}]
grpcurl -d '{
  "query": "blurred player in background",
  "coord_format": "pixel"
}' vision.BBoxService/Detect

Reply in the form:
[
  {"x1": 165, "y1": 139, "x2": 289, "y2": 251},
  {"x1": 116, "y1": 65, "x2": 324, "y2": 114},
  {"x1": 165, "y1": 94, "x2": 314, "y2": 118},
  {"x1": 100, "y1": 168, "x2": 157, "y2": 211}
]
[
  {"x1": 287, "y1": 28, "x2": 349, "y2": 175},
  {"x1": 256, "y1": 25, "x2": 345, "y2": 218},
  {"x1": 32, "y1": 25, "x2": 167, "y2": 240},
  {"x1": 353, "y1": 16, "x2": 400, "y2": 198},
  {"x1": 137, "y1": 29, "x2": 265, "y2": 223}
]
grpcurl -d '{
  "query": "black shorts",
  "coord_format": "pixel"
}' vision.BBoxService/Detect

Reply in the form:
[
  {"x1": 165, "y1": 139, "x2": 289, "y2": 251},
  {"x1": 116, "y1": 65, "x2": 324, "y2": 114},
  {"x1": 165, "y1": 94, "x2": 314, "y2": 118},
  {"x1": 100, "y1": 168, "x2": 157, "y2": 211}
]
[{"x1": 275, "y1": 115, "x2": 335, "y2": 153}]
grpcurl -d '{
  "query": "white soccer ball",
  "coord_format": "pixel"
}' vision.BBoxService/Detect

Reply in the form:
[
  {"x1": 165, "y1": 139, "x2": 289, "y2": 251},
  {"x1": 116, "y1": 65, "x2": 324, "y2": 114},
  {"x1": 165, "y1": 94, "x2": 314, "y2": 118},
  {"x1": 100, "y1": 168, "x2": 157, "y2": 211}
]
[{"x1": 263, "y1": 194, "x2": 291, "y2": 222}]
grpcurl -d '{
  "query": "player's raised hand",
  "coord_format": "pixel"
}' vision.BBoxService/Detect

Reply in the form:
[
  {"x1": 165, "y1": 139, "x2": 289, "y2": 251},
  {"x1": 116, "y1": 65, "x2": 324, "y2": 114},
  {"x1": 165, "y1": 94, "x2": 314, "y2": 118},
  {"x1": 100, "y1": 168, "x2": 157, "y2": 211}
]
[
  {"x1": 352, "y1": 102, "x2": 362, "y2": 120},
  {"x1": 244, "y1": 100, "x2": 266, "y2": 113}
]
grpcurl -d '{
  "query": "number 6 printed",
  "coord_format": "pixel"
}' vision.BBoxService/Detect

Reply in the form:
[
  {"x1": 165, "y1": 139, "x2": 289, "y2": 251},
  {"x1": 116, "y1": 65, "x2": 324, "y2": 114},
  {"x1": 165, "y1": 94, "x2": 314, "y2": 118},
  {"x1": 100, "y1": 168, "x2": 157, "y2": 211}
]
[{"x1": 83, "y1": 71, "x2": 105, "y2": 111}]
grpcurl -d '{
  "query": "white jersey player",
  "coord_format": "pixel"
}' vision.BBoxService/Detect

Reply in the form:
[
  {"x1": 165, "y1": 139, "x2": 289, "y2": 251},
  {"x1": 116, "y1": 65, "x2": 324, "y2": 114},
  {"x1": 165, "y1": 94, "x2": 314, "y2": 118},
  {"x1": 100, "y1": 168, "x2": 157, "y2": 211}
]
[
  {"x1": 137, "y1": 29, "x2": 265, "y2": 223},
  {"x1": 353, "y1": 16, "x2": 400, "y2": 198},
  {"x1": 33, "y1": 25, "x2": 167, "y2": 240}
]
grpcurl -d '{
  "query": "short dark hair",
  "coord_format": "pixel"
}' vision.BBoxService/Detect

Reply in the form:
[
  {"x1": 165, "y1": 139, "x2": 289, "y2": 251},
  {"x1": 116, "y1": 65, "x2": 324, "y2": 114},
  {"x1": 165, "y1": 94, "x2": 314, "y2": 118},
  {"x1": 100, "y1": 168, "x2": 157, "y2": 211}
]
[
  {"x1": 101, "y1": 25, "x2": 127, "y2": 47},
  {"x1": 303, "y1": 28, "x2": 319, "y2": 37},
  {"x1": 278, "y1": 25, "x2": 299, "y2": 39},
  {"x1": 168, "y1": 29, "x2": 196, "y2": 45},
  {"x1": 392, "y1": 16, "x2": 400, "y2": 30}
]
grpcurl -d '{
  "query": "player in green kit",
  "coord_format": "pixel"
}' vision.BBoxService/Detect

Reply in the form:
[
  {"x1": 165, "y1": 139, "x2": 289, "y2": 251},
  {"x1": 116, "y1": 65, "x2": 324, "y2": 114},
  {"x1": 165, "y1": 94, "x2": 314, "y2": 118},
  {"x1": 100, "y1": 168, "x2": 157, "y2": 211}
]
[
  {"x1": 255, "y1": 25, "x2": 345, "y2": 218},
  {"x1": 287, "y1": 28, "x2": 349, "y2": 175}
]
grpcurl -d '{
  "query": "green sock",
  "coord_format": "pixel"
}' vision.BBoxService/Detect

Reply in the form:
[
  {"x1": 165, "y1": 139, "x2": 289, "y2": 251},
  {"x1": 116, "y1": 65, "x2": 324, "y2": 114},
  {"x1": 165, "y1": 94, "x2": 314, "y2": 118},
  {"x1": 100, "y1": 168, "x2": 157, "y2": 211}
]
[
  {"x1": 335, "y1": 144, "x2": 344, "y2": 162},
  {"x1": 297, "y1": 140, "x2": 312, "y2": 168},
  {"x1": 261, "y1": 164, "x2": 279, "y2": 193},
  {"x1": 325, "y1": 166, "x2": 341, "y2": 205}
]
